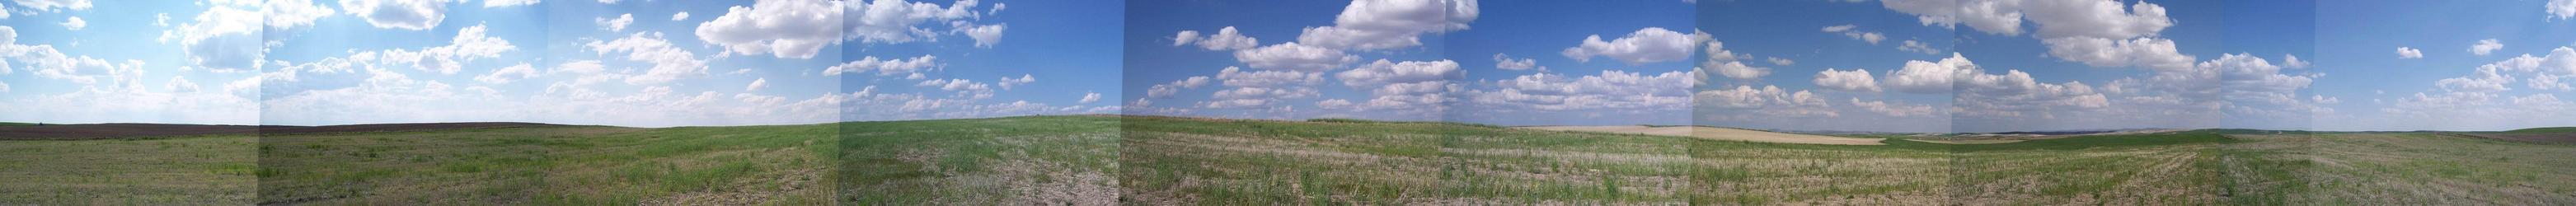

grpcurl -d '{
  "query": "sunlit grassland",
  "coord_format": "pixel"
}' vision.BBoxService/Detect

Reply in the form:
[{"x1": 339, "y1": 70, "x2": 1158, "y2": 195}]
[
  {"x1": 258, "y1": 125, "x2": 835, "y2": 205},
  {"x1": 0, "y1": 135, "x2": 256, "y2": 205},
  {"x1": 841, "y1": 115, "x2": 1119, "y2": 205}
]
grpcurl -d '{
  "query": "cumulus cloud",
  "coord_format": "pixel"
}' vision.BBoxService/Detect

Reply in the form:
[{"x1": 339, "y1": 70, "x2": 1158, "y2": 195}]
[
  {"x1": 1880, "y1": 0, "x2": 2025, "y2": 35},
  {"x1": 1472, "y1": 70, "x2": 1694, "y2": 111},
  {"x1": 585, "y1": 32, "x2": 705, "y2": 85},
  {"x1": 1896, "y1": 40, "x2": 1940, "y2": 54},
  {"x1": 1493, "y1": 53, "x2": 1540, "y2": 71},
  {"x1": 1814, "y1": 68, "x2": 1882, "y2": 92},
  {"x1": 473, "y1": 63, "x2": 540, "y2": 84},
  {"x1": 1885, "y1": 53, "x2": 1976, "y2": 93},
  {"x1": 996, "y1": 74, "x2": 1034, "y2": 90},
  {"x1": 597, "y1": 13, "x2": 633, "y2": 31},
  {"x1": 1171, "y1": 26, "x2": 1258, "y2": 50},
  {"x1": 1336, "y1": 59, "x2": 1461, "y2": 96},
  {"x1": 1145, "y1": 76, "x2": 1210, "y2": 99},
  {"x1": 1234, "y1": 42, "x2": 1357, "y2": 73},
  {"x1": 2555, "y1": 0, "x2": 2576, "y2": 21},
  {"x1": 1217, "y1": 67, "x2": 1323, "y2": 88},
  {"x1": 2282, "y1": 54, "x2": 2311, "y2": 69},
  {"x1": 824, "y1": 55, "x2": 941, "y2": 77},
  {"x1": 2041, "y1": 36, "x2": 2193, "y2": 71},
  {"x1": 2470, "y1": 39, "x2": 2503, "y2": 56},
  {"x1": 14, "y1": 0, "x2": 92, "y2": 12},
  {"x1": 1293, "y1": 0, "x2": 1479, "y2": 50},
  {"x1": 2437, "y1": 66, "x2": 2513, "y2": 92},
  {"x1": 59, "y1": 16, "x2": 85, "y2": 30},
  {"x1": 2396, "y1": 47, "x2": 2424, "y2": 59},
  {"x1": 1820, "y1": 24, "x2": 1884, "y2": 44},
  {"x1": 1080, "y1": 92, "x2": 1100, "y2": 104},
  {"x1": 953, "y1": 21, "x2": 1006, "y2": 48},
  {"x1": 846, "y1": 0, "x2": 987, "y2": 44},
  {"x1": 340, "y1": 0, "x2": 455, "y2": 30},
  {"x1": 671, "y1": 12, "x2": 689, "y2": 21},
  {"x1": 266, "y1": 0, "x2": 340, "y2": 29},
  {"x1": 1851, "y1": 98, "x2": 1935, "y2": 117},
  {"x1": 1707, "y1": 61, "x2": 1769, "y2": 80},
  {"x1": 1562, "y1": 27, "x2": 1696, "y2": 64},
  {"x1": 483, "y1": 0, "x2": 537, "y2": 7},
  {"x1": 1767, "y1": 57, "x2": 1795, "y2": 66},
  {"x1": 1694, "y1": 85, "x2": 1833, "y2": 118},
  {"x1": 165, "y1": 77, "x2": 199, "y2": 93},
  {"x1": 745, "y1": 77, "x2": 768, "y2": 91},
  {"x1": 698, "y1": 0, "x2": 843, "y2": 59}
]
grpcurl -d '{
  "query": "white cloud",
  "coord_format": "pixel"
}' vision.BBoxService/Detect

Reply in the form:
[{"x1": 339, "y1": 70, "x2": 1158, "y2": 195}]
[
  {"x1": 2396, "y1": 47, "x2": 2424, "y2": 59},
  {"x1": 1851, "y1": 98, "x2": 1935, "y2": 117},
  {"x1": 585, "y1": 32, "x2": 705, "y2": 85},
  {"x1": 824, "y1": 55, "x2": 941, "y2": 77},
  {"x1": 1493, "y1": 53, "x2": 1540, "y2": 71},
  {"x1": 1896, "y1": 40, "x2": 1940, "y2": 54},
  {"x1": 473, "y1": 63, "x2": 540, "y2": 84},
  {"x1": 1820, "y1": 24, "x2": 1884, "y2": 44},
  {"x1": 1233, "y1": 42, "x2": 1357, "y2": 73},
  {"x1": 1293, "y1": 0, "x2": 1479, "y2": 50},
  {"x1": 846, "y1": 0, "x2": 987, "y2": 44},
  {"x1": 698, "y1": 0, "x2": 843, "y2": 59},
  {"x1": 1336, "y1": 59, "x2": 1460, "y2": 96},
  {"x1": 996, "y1": 74, "x2": 1034, "y2": 90},
  {"x1": 165, "y1": 77, "x2": 199, "y2": 93},
  {"x1": 1708, "y1": 61, "x2": 1769, "y2": 80},
  {"x1": 2472, "y1": 39, "x2": 2504, "y2": 56},
  {"x1": 340, "y1": 0, "x2": 456, "y2": 30},
  {"x1": 2019, "y1": 0, "x2": 2170, "y2": 40},
  {"x1": 2282, "y1": 54, "x2": 2311, "y2": 69},
  {"x1": 2555, "y1": 0, "x2": 2576, "y2": 21},
  {"x1": 1693, "y1": 85, "x2": 1831, "y2": 114},
  {"x1": 1217, "y1": 67, "x2": 1323, "y2": 87},
  {"x1": 483, "y1": 0, "x2": 537, "y2": 7},
  {"x1": 1814, "y1": 68, "x2": 1881, "y2": 92},
  {"x1": 1561, "y1": 27, "x2": 1696, "y2": 64},
  {"x1": 1885, "y1": 53, "x2": 1976, "y2": 93},
  {"x1": 2534, "y1": 74, "x2": 2571, "y2": 91},
  {"x1": 597, "y1": 13, "x2": 633, "y2": 31},
  {"x1": 744, "y1": 77, "x2": 768, "y2": 91},
  {"x1": 671, "y1": 12, "x2": 690, "y2": 21},
  {"x1": 59, "y1": 16, "x2": 85, "y2": 30},
  {"x1": 2041, "y1": 36, "x2": 2193, "y2": 71},
  {"x1": 1079, "y1": 92, "x2": 1100, "y2": 104},
  {"x1": 1172, "y1": 26, "x2": 1258, "y2": 50},
  {"x1": 266, "y1": 0, "x2": 340, "y2": 30},
  {"x1": 1879, "y1": 0, "x2": 2025, "y2": 35},
  {"x1": 954, "y1": 22, "x2": 1005, "y2": 48},
  {"x1": 1145, "y1": 76, "x2": 1209, "y2": 99},
  {"x1": 1473, "y1": 70, "x2": 1695, "y2": 111},
  {"x1": 2436, "y1": 66, "x2": 2513, "y2": 92},
  {"x1": 1766, "y1": 57, "x2": 1795, "y2": 66},
  {"x1": 12, "y1": 0, "x2": 92, "y2": 12},
  {"x1": 0, "y1": 81, "x2": 8, "y2": 92},
  {"x1": 159, "y1": 4, "x2": 266, "y2": 71}
]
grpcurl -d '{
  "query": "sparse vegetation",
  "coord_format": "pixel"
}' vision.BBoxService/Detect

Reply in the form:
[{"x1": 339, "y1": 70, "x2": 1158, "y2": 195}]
[{"x1": 7, "y1": 117, "x2": 2574, "y2": 204}]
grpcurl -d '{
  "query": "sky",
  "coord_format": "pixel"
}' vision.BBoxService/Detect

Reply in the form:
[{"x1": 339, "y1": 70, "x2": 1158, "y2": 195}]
[
  {"x1": 0, "y1": 0, "x2": 1124, "y2": 127},
  {"x1": 4, "y1": 0, "x2": 2573, "y2": 132}
]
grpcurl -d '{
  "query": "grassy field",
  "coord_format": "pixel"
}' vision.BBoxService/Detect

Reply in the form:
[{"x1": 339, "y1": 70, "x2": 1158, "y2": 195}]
[
  {"x1": 7, "y1": 116, "x2": 2574, "y2": 204},
  {"x1": 839, "y1": 115, "x2": 1119, "y2": 205},
  {"x1": 0, "y1": 135, "x2": 256, "y2": 205},
  {"x1": 256, "y1": 124, "x2": 836, "y2": 205}
]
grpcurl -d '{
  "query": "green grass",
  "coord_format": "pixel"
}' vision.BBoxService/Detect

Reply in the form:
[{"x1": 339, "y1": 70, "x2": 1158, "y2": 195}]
[
  {"x1": 9, "y1": 116, "x2": 2574, "y2": 204},
  {"x1": 0, "y1": 135, "x2": 257, "y2": 205},
  {"x1": 2502, "y1": 127, "x2": 2576, "y2": 133}
]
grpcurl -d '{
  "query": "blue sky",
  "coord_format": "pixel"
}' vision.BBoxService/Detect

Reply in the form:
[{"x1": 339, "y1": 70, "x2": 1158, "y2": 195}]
[
  {"x1": 0, "y1": 0, "x2": 1124, "y2": 127},
  {"x1": 5, "y1": 0, "x2": 2574, "y2": 132}
]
